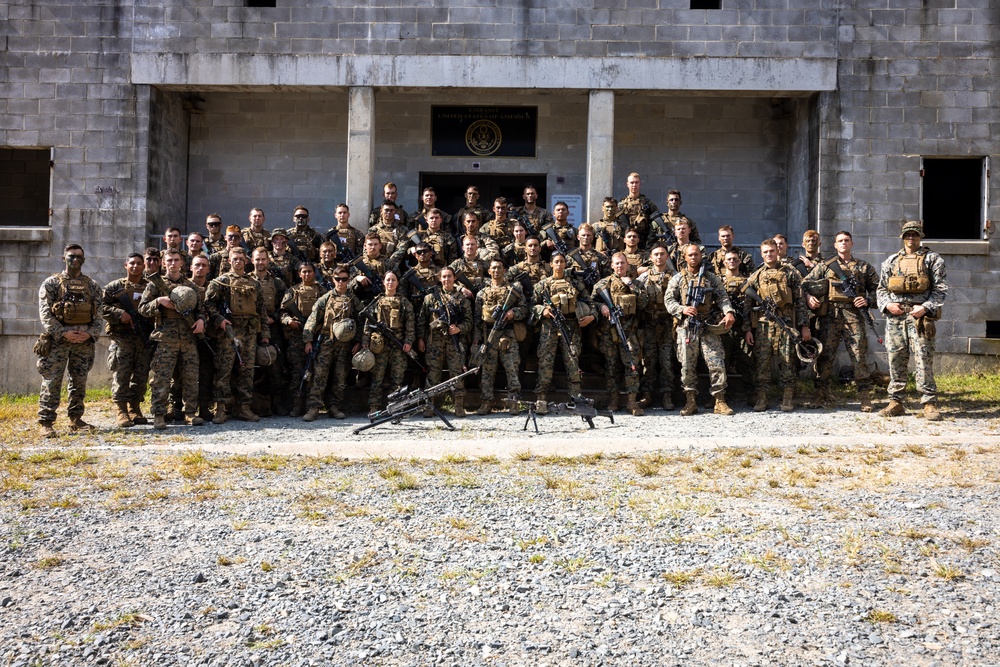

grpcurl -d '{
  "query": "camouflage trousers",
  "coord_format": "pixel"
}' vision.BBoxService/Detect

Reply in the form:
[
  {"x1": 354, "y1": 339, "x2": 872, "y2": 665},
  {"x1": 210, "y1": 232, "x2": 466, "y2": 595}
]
[
  {"x1": 370, "y1": 347, "x2": 408, "y2": 410},
  {"x1": 598, "y1": 323, "x2": 640, "y2": 394},
  {"x1": 213, "y1": 322, "x2": 258, "y2": 405},
  {"x1": 753, "y1": 320, "x2": 796, "y2": 391},
  {"x1": 640, "y1": 318, "x2": 675, "y2": 395},
  {"x1": 885, "y1": 314, "x2": 937, "y2": 404},
  {"x1": 284, "y1": 329, "x2": 307, "y2": 396},
  {"x1": 675, "y1": 327, "x2": 727, "y2": 396},
  {"x1": 107, "y1": 335, "x2": 151, "y2": 403},
  {"x1": 479, "y1": 333, "x2": 521, "y2": 401},
  {"x1": 534, "y1": 320, "x2": 582, "y2": 394},
  {"x1": 720, "y1": 330, "x2": 756, "y2": 395},
  {"x1": 149, "y1": 332, "x2": 199, "y2": 415},
  {"x1": 308, "y1": 338, "x2": 352, "y2": 410},
  {"x1": 37, "y1": 338, "x2": 95, "y2": 423},
  {"x1": 425, "y1": 331, "x2": 467, "y2": 397},
  {"x1": 816, "y1": 307, "x2": 871, "y2": 391}
]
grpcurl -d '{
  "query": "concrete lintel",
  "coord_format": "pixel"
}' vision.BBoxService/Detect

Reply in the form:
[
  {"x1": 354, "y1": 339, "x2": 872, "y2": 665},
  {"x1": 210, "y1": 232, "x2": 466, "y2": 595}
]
[
  {"x1": 132, "y1": 54, "x2": 836, "y2": 93},
  {"x1": 924, "y1": 240, "x2": 991, "y2": 255},
  {"x1": 0, "y1": 227, "x2": 53, "y2": 243}
]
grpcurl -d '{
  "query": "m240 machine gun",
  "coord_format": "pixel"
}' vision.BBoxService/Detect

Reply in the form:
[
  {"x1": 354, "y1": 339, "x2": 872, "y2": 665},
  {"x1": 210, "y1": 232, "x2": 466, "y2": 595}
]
[
  {"x1": 353, "y1": 367, "x2": 480, "y2": 434},
  {"x1": 520, "y1": 395, "x2": 615, "y2": 433}
]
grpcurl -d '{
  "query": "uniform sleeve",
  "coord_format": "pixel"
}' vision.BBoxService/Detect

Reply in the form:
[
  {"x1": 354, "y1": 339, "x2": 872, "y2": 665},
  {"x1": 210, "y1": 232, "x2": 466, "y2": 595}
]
[
  {"x1": 84, "y1": 278, "x2": 104, "y2": 339},
  {"x1": 875, "y1": 256, "x2": 895, "y2": 313},
  {"x1": 403, "y1": 299, "x2": 416, "y2": 346},
  {"x1": 204, "y1": 278, "x2": 226, "y2": 328},
  {"x1": 278, "y1": 289, "x2": 296, "y2": 327},
  {"x1": 664, "y1": 273, "x2": 686, "y2": 318},
  {"x1": 303, "y1": 292, "x2": 327, "y2": 343},
  {"x1": 861, "y1": 261, "x2": 879, "y2": 307},
  {"x1": 137, "y1": 281, "x2": 162, "y2": 320},
  {"x1": 923, "y1": 252, "x2": 948, "y2": 315},
  {"x1": 38, "y1": 278, "x2": 65, "y2": 339},
  {"x1": 788, "y1": 269, "x2": 808, "y2": 325},
  {"x1": 457, "y1": 295, "x2": 473, "y2": 336},
  {"x1": 711, "y1": 274, "x2": 734, "y2": 316},
  {"x1": 101, "y1": 279, "x2": 126, "y2": 328},
  {"x1": 509, "y1": 285, "x2": 529, "y2": 322}
]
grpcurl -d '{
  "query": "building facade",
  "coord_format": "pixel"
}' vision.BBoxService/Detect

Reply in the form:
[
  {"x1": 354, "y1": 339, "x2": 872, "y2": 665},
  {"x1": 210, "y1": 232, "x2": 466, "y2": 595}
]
[{"x1": 1, "y1": 0, "x2": 998, "y2": 392}]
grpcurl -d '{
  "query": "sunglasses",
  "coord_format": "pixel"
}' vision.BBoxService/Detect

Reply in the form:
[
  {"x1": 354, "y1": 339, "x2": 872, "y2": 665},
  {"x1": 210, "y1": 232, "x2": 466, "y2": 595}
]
[
  {"x1": 206, "y1": 222, "x2": 221, "y2": 227},
  {"x1": 294, "y1": 214, "x2": 308, "y2": 219},
  {"x1": 333, "y1": 277, "x2": 349, "y2": 282},
  {"x1": 415, "y1": 249, "x2": 431, "y2": 255}
]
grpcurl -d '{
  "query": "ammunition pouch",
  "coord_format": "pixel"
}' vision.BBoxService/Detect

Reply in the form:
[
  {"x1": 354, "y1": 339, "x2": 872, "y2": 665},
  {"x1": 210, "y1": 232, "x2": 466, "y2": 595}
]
[
  {"x1": 614, "y1": 293, "x2": 637, "y2": 317},
  {"x1": 229, "y1": 281, "x2": 258, "y2": 316},
  {"x1": 33, "y1": 333, "x2": 53, "y2": 357},
  {"x1": 369, "y1": 331, "x2": 386, "y2": 354},
  {"x1": 513, "y1": 321, "x2": 527, "y2": 342},
  {"x1": 887, "y1": 274, "x2": 930, "y2": 294},
  {"x1": 828, "y1": 279, "x2": 851, "y2": 303}
]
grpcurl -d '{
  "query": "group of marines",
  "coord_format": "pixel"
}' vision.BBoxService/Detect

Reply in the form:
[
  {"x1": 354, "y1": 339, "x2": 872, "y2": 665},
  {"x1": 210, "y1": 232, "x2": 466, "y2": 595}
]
[{"x1": 35, "y1": 173, "x2": 948, "y2": 437}]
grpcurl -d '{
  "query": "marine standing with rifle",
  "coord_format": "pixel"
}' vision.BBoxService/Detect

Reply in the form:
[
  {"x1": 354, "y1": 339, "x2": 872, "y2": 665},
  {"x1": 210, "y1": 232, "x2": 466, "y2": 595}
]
[
  {"x1": 719, "y1": 250, "x2": 757, "y2": 405},
  {"x1": 417, "y1": 266, "x2": 473, "y2": 418},
  {"x1": 189, "y1": 255, "x2": 216, "y2": 422},
  {"x1": 593, "y1": 197, "x2": 627, "y2": 254},
  {"x1": 593, "y1": 252, "x2": 648, "y2": 415},
  {"x1": 364, "y1": 272, "x2": 417, "y2": 412},
  {"x1": 636, "y1": 243, "x2": 677, "y2": 411},
  {"x1": 36, "y1": 244, "x2": 104, "y2": 438},
  {"x1": 617, "y1": 172, "x2": 659, "y2": 248},
  {"x1": 251, "y1": 246, "x2": 288, "y2": 416},
  {"x1": 279, "y1": 262, "x2": 326, "y2": 416},
  {"x1": 664, "y1": 244, "x2": 736, "y2": 417},
  {"x1": 101, "y1": 253, "x2": 153, "y2": 428},
  {"x1": 803, "y1": 230, "x2": 879, "y2": 412},
  {"x1": 473, "y1": 260, "x2": 529, "y2": 415},
  {"x1": 138, "y1": 248, "x2": 206, "y2": 430}
]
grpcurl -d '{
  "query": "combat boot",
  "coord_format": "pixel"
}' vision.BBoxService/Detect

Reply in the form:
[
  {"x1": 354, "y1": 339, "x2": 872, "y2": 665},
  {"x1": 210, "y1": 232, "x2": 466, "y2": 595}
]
[
  {"x1": 476, "y1": 400, "x2": 492, "y2": 416},
  {"x1": 153, "y1": 414, "x2": 167, "y2": 430},
  {"x1": 507, "y1": 393, "x2": 521, "y2": 416},
  {"x1": 753, "y1": 390, "x2": 769, "y2": 412},
  {"x1": 858, "y1": 390, "x2": 873, "y2": 413},
  {"x1": 167, "y1": 406, "x2": 184, "y2": 423},
  {"x1": 680, "y1": 391, "x2": 698, "y2": 416},
  {"x1": 714, "y1": 393, "x2": 735, "y2": 416},
  {"x1": 780, "y1": 388, "x2": 795, "y2": 412},
  {"x1": 661, "y1": 394, "x2": 675, "y2": 411},
  {"x1": 607, "y1": 393, "x2": 620, "y2": 412},
  {"x1": 115, "y1": 401, "x2": 133, "y2": 428},
  {"x1": 627, "y1": 393, "x2": 644, "y2": 416},
  {"x1": 302, "y1": 407, "x2": 320, "y2": 422},
  {"x1": 236, "y1": 405, "x2": 260, "y2": 422},
  {"x1": 186, "y1": 413, "x2": 205, "y2": 426},
  {"x1": 534, "y1": 393, "x2": 549, "y2": 415},
  {"x1": 453, "y1": 398, "x2": 467, "y2": 418},
  {"x1": 923, "y1": 403, "x2": 942, "y2": 421},
  {"x1": 69, "y1": 416, "x2": 95, "y2": 432},
  {"x1": 638, "y1": 391, "x2": 652, "y2": 408},
  {"x1": 879, "y1": 399, "x2": 905, "y2": 418},
  {"x1": 328, "y1": 405, "x2": 346, "y2": 420},
  {"x1": 128, "y1": 401, "x2": 148, "y2": 425},
  {"x1": 39, "y1": 421, "x2": 57, "y2": 439},
  {"x1": 198, "y1": 403, "x2": 213, "y2": 422},
  {"x1": 290, "y1": 397, "x2": 304, "y2": 418},
  {"x1": 212, "y1": 401, "x2": 228, "y2": 425}
]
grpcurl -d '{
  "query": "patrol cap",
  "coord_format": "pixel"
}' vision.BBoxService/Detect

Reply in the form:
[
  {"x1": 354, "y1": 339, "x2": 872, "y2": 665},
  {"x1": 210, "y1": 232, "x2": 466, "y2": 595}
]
[
  {"x1": 271, "y1": 228, "x2": 289, "y2": 240},
  {"x1": 900, "y1": 220, "x2": 924, "y2": 238}
]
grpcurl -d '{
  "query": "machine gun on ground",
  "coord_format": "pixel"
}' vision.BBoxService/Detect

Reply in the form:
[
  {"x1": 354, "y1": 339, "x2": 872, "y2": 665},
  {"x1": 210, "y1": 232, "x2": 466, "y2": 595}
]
[
  {"x1": 469, "y1": 285, "x2": 520, "y2": 368},
  {"x1": 682, "y1": 262, "x2": 708, "y2": 344},
  {"x1": 353, "y1": 367, "x2": 480, "y2": 434},
  {"x1": 595, "y1": 286, "x2": 637, "y2": 372},
  {"x1": 520, "y1": 395, "x2": 615, "y2": 432}
]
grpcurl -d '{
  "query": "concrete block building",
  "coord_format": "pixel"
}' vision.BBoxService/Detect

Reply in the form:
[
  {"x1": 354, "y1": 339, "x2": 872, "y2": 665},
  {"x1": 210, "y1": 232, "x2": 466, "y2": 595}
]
[{"x1": 1, "y1": 0, "x2": 998, "y2": 392}]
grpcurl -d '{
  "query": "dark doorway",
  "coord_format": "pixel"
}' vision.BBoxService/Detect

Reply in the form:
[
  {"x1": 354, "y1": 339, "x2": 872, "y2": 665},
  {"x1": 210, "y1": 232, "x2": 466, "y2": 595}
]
[{"x1": 418, "y1": 173, "x2": 547, "y2": 222}]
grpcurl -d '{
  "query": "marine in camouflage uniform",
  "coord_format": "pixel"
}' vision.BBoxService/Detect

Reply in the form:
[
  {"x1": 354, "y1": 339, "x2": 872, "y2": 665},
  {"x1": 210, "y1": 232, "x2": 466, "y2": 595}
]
[
  {"x1": 661, "y1": 190, "x2": 702, "y2": 245},
  {"x1": 791, "y1": 230, "x2": 824, "y2": 277},
  {"x1": 568, "y1": 224, "x2": 611, "y2": 290},
  {"x1": 204, "y1": 214, "x2": 228, "y2": 256},
  {"x1": 618, "y1": 173, "x2": 659, "y2": 248},
  {"x1": 329, "y1": 204, "x2": 365, "y2": 258},
  {"x1": 453, "y1": 184, "x2": 488, "y2": 238},
  {"x1": 367, "y1": 182, "x2": 410, "y2": 230},
  {"x1": 189, "y1": 255, "x2": 216, "y2": 421},
  {"x1": 450, "y1": 236, "x2": 490, "y2": 300},
  {"x1": 718, "y1": 252, "x2": 757, "y2": 405},
  {"x1": 422, "y1": 208, "x2": 459, "y2": 267},
  {"x1": 473, "y1": 261, "x2": 529, "y2": 413},
  {"x1": 418, "y1": 268, "x2": 473, "y2": 417},
  {"x1": 413, "y1": 187, "x2": 453, "y2": 232},
  {"x1": 532, "y1": 254, "x2": 594, "y2": 413},
  {"x1": 279, "y1": 263, "x2": 327, "y2": 416},
  {"x1": 350, "y1": 234, "x2": 391, "y2": 303},
  {"x1": 364, "y1": 272, "x2": 417, "y2": 412},
  {"x1": 666, "y1": 219, "x2": 702, "y2": 276},
  {"x1": 664, "y1": 244, "x2": 737, "y2": 416},
  {"x1": 370, "y1": 200, "x2": 411, "y2": 258},
  {"x1": 268, "y1": 229, "x2": 301, "y2": 287},
  {"x1": 459, "y1": 212, "x2": 502, "y2": 264},
  {"x1": 593, "y1": 197, "x2": 628, "y2": 254},
  {"x1": 209, "y1": 225, "x2": 245, "y2": 279},
  {"x1": 876, "y1": 220, "x2": 948, "y2": 420},
  {"x1": 138, "y1": 249, "x2": 207, "y2": 429},
  {"x1": 36, "y1": 245, "x2": 104, "y2": 437},
  {"x1": 539, "y1": 201, "x2": 578, "y2": 259},
  {"x1": 287, "y1": 206, "x2": 324, "y2": 263},
  {"x1": 484, "y1": 198, "x2": 515, "y2": 247},
  {"x1": 803, "y1": 231, "x2": 879, "y2": 411},
  {"x1": 502, "y1": 221, "x2": 529, "y2": 268},
  {"x1": 620, "y1": 229, "x2": 647, "y2": 279},
  {"x1": 593, "y1": 253, "x2": 649, "y2": 415},
  {"x1": 745, "y1": 239, "x2": 811, "y2": 412},
  {"x1": 636, "y1": 244, "x2": 676, "y2": 410},
  {"x1": 204, "y1": 248, "x2": 270, "y2": 423},
  {"x1": 101, "y1": 254, "x2": 153, "y2": 427},
  {"x1": 302, "y1": 265, "x2": 363, "y2": 420},
  {"x1": 251, "y1": 247, "x2": 288, "y2": 416},
  {"x1": 708, "y1": 226, "x2": 755, "y2": 277},
  {"x1": 243, "y1": 207, "x2": 271, "y2": 251},
  {"x1": 517, "y1": 185, "x2": 553, "y2": 232}
]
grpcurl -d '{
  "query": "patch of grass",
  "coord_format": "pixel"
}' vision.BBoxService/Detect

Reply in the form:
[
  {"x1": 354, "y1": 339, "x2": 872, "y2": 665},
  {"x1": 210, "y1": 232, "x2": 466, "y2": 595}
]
[
  {"x1": 528, "y1": 554, "x2": 545, "y2": 564},
  {"x1": 929, "y1": 558, "x2": 965, "y2": 580},
  {"x1": 660, "y1": 568, "x2": 702, "y2": 587},
  {"x1": 955, "y1": 536, "x2": 990, "y2": 552},
  {"x1": 34, "y1": 555, "x2": 65, "y2": 569},
  {"x1": 553, "y1": 555, "x2": 594, "y2": 573},
  {"x1": 92, "y1": 612, "x2": 149, "y2": 632},
  {"x1": 513, "y1": 449, "x2": 534, "y2": 461},
  {"x1": 447, "y1": 517, "x2": 471, "y2": 530},
  {"x1": 260, "y1": 561, "x2": 273, "y2": 572},
  {"x1": 441, "y1": 452, "x2": 469, "y2": 464},
  {"x1": 742, "y1": 549, "x2": 791, "y2": 573},
  {"x1": 865, "y1": 609, "x2": 898, "y2": 624},
  {"x1": 635, "y1": 460, "x2": 660, "y2": 477},
  {"x1": 703, "y1": 569, "x2": 740, "y2": 588},
  {"x1": 904, "y1": 444, "x2": 927, "y2": 457}
]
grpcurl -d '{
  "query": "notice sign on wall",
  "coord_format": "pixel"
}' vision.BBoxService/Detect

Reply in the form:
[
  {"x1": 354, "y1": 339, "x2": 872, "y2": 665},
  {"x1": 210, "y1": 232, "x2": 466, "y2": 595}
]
[{"x1": 431, "y1": 106, "x2": 537, "y2": 158}]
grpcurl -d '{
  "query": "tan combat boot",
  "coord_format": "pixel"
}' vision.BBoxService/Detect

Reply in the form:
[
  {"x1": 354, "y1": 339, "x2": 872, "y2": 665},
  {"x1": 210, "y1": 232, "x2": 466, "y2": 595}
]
[
  {"x1": 39, "y1": 421, "x2": 57, "y2": 439},
  {"x1": 662, "y1": 394, "x2": 675, "y2": 411},
  {"x1": 186, "y1": 413, "x2": 205, "y2": 426},
  {"x1": 212, "y1": 401, "x2": 228, "y2": 425},
  {"x1": 507, "y1": 393, "x2": 521, "y2": 416},
  {"x1": 879, "y1": 399, "x2": 905, "y2": 417},
  {"x1": 69, "y1": 416, "x2": 95, "y2": 432},
  {"x1": 476, "y1": 400, "x2": 492, "y2": 416},
  {"x1": 153, "y1": 414, "x2": 167, "y2": 430},
  {"x1": 290, "y1": 397, "x2": 304, "y2": 418},
  {"x1": 115, "y1": 401, "x2": 133, "y2": 428},
  {"x1": 236, "y1": 405, "x2": 260, "y2": 422},
  {"x1": 328, "y1": 405, "x2": 346, "y2": 420},
  {"x1": 680, "y1": 391, "x2": 698, "y2": 416},
  {"x1": 607, "y1": 393, "x2": 620, "y2": 412},
  {"x1": 453, "y1": 398, "x2": 467, "y2": 418},
  {"x1": 302, "y1": 407, "x2": 321, "y2": 422},
  {"x1": 627, "y1": 393, "x2": 644, "y2": 416},
  {"x1": 780, "y1": 388, "x2": 795, "y2": 412},
  {"x1": 714, "y1": 393, "x2": 735, "y2": 416},
  {"x1": 923, "y1": 403, "x2": 942, "y2": 421},
  {"x1": 858, "y1": 390, "x2": 873, "y2": 413},
  {"x1": 534, "y1": 393, "x2": 548, "y2": 415},
  {"x1": 753, "y1": 390, "x2": 769, "y2": 412},
  {"x1": 128, "y1": 401, "x2": 148, "y2": 425},
  {"x1": 638, "y1": 391, "x2": 652, "y2": 408}
]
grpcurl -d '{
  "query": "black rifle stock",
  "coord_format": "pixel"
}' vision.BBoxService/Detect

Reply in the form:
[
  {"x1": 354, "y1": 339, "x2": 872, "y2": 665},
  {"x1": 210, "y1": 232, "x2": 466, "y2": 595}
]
[
  {"x1": 683, "y1": 263, "x2": 708, "y2": 344},
  {"x1": 354, "y1": 367, "x2": 480, "y2": 434},
  {"x1": 595, "y1": 286, "x2": 636, "y2": 372}
]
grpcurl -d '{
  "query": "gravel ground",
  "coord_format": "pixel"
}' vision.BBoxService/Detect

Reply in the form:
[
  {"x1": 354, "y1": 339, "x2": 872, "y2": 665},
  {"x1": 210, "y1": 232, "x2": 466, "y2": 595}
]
[{"x1": 2, "y1": 401, "x2": 999, "y2": 666}]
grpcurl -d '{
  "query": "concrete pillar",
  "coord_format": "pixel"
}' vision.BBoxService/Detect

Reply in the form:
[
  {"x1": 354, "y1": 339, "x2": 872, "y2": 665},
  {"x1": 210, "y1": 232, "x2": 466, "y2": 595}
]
[
  {"x1": 347, "y1": 86, "x2": 375, "y2": 231},
  {"x1": 586, "y1": 90, "x2": 615, "y2": 224}
]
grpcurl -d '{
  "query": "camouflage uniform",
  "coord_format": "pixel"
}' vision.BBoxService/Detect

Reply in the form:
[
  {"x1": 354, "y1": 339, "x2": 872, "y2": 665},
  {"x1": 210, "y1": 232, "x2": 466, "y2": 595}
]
[
  {"x1": 593, "y1": 217, "x2": 627, "y2": 254},
  {"x1": 349, "y1": 255, "x2": 389, "y2": 303},
  {"x1": 424, "y1": 228, "x2": 459, "y2": 267},
  {"x1": 413, "y1": 207, "x2": 453, "y2": 233},
  {"x1": 792, "y1": 252, "x2": 825, "y2": 277},
  {"x1": 568, "y1": 248, "x2": 610, "y2": 291},
  {"x1": 209, "y1": 251, "x2": 233, "y2": 281},
  {"x1": 621, "y1": 249, "x2": 646, "y2": 279},
  {"x1": 205, "y1": 272, "x2": 268, "y2": 407},
  {"x1": 160, "y1": 248, "x2": 191, "y2": 276},
  {"x1": 453, "y1": 204, "x2": 488, "y2": 237},
  {"x1": 533, "y1": 275, "x2": 590, "y2": 396},
  {"x1": 328, "y1": 224, "x2": 365, "y2": 258},
  {"x1": 471, "y1": 232, "x2": 502, "y2": 263},
  {"x1": 371, "y1": 221, "x2": 409, "y2": 258},
  {"x1": 191, "y1": 280, "x2": 215, "y2": 416},
  {"x1": 709, "y1": 246, "x2": 755, "y2": 277},
  {"x1": 667, "y1": 243, "x2": 704, "y2": 277},
  {"x1": 287, "y1": 224, "x2": 323, "y2": 263},
  {"x1": 368, "y1": 205, "x2": 410, "y2": 231},
  {"x1": 474, "y1": 282, "x2": 529, "y2": 403},
  {"x1": 636, "y1": 267, "x2": 676, "y2": 404},
  {"x1": 517, "y1": 205, "x2": 553, "y2": 232},
  {"x1": 304, "y1": 290, "x2": 363, "y2": 412},
  {"x1": 101, "y1": 276, "x2": 152, "y2": 405},
  {"x1": 664, "y1": 268, "x2": 734, "y2": 397},
  {"x1": 804, "y1": 257, "x2": 879, "y2": 393},
  {"x1": 662, "y1": 211, "x2": 702, "y2": 245},
  {"x1": 746, "y1": 264, "x2": 809, "y2": 392},
  {"x1": 255, "y1": 271, "x2": 288, "y2": 409},
  {"x1": 876, "y1": 247, "x2": 947, "y2": 405},
  {"x1": 483, "y1": 217, "x2": 514, "y2": 248},
  {"x1": 205, "y1": 235, "x2": 227, "y2": 256},
  {"x1": 509, "y1": 259, "x2": 552, "y2": 290},
  {"x1": 592, "y1": 274, "x2": 648, "y2": 396},
  {"x1": 243, "y1": 227, "x2": 271, "y2": 251},
  {"x1": 617, "y1": 194, "x2": 659, "y2": 247},
  {"x1": 365, "y1": 294, "x2": 416, "y2": 410},
  {"x1": 138, "y1": 275, "x2": 206, "y2": 416},
  {"x1": 401, "y1": 264, "x2": 440, "y2": 313},
  {"x1": 279, "y1": 281, "x2": 327, "y2": 409},
  {"x1": 268, "y1": 251, "x2": 300, "y2": 287},
  {"x1": 37, "y1": 271, "x2": 103, "y2": 424},
  {"x1": 449, "y1": 256, "x2": 489, "y2": 295},
  {"x1": 418, "y1": 287, "x2": 472, "y2": 402},
  {"x1": 541, "y1": 223, "x2": 578, "y2": 255},
  {"x1": 720, "y1": 272, "x2": 756, "y2": 398}
]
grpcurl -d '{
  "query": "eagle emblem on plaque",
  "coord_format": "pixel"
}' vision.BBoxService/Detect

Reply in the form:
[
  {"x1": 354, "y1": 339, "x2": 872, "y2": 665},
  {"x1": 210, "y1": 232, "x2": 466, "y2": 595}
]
[{"x1": 465, "y1": 120, "x2": 503, "y2": 156}]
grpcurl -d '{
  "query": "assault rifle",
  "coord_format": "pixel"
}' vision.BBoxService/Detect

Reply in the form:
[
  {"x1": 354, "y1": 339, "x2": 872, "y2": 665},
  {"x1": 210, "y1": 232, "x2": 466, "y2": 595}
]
[
  {"x1": 683, "y1": 262, "x2": 708, "y2": 344},
  {"x1": 520, "y1": 395, "x2": 615, "y2": 432},
  {"x1": 540, "y1": 285, "x2": 578, "y2": 358},
  {"x1": 509, "y1": 208, "x2": 539, "y2": 238},
  {"x1": 324, "y1": 227, "x2": 357, "y2": 263},
  {"x1": 428, "y1": 287, "x2": 466, "y2": 371},
  {"x1": 595, "y1": 286, "x2": 637, "y2": 372},
  {"x1": 358, "y1": 298, "x2": 427, "y2": 372},
  {"x1": 453, "y1": 268, "x2": 483, "y2": 297},
  {"x1": 116, "y1": 290, "x2": 154, "y2": 345},
  {"x1": 354, "y1": 367, "x2": 480, "y2": 434},
  {"x1": 299, "y1": 332, "x2": 324, "y2": 392},
  {"x1": 832, "y1": 266, "x2": 883, "y2": 345},
  {"x1": 539, "y1": 224, "x2": 569, "y2": 256},
  {"x1": 568, "y1": 250, "x2": 600, "y2": 289},
  {"x1": 285, "y1": 236, "x2": 311, "y2": 264},
  {"x1": 742, "y1": 284, "x2": 819, "y2": 364},
  {"x1": 218, "y1": 299, "x2": 245, "y2": 369},
  {"x1": 470, "y1": 285, "x2": 520, "y2": 368},
  {"x1": 647, "y1": 212, "x2": 678, "y2": 247},
  {"x1": 348, "y1": 255, "x2": 383, "y2": 296}
]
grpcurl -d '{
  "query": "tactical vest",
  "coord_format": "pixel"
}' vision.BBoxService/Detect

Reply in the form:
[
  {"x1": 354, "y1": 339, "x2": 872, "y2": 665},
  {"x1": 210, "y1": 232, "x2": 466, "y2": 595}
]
[
  {"x1": 643, "y1": 271, "x2": 669, "y2": 316},
  {"x1": 206, "y1": 237, "x2": 227, "y2": 255},
  {"x1": 547, "y1": 278, "x2": 578, "y2": 316},
  {"x1": 480, "y1": 285, "x2": 511, "y2": 323},
  {"x1": 270, "y1": 253, "x2": 295, "y2": 281},
  {"x1": 456, "y1": 258, "x2": 486, "y2": 280},
  {"x1": 161, "y1": 278, "x2": 192, "y2": 320},
  {"x1": 517, "y1": 261, "x2": 549, "y2": 285},
  {"x1": 228, "y1": 274, "x2": 259, "y2": 316},
  {"x1": 51, "y1": 274, "x2": 96, "y2": 325},
  {"x1": 288, "y1": 228, "x2": 318, "y2": 261},
  {"x1": 244, "y1": 229, "x2": 269, "y2": 249},
  {"x1": 425, "y1": 232, "x2": 447, "y2": 266},
  {"x1": 887, "y1": 251, "x2": 931, "y2": 294},
  {"x1": 109, "y1": 281, "x2": 147, "y2": 332},
  {"x1": 414, "y1": 265, "x2": 437, "y2": 290},
  {"x1": 377, "y1": 296, "x2": 404, "y2": 332},
  {"x1": 757, "y1": 267, "x2": 792, "y2": 307},
  {"x1": 335, "y1": 226, "x2": 360, "y2": 254},
  {"x1": 432, "y1": 289, "x2": 463, "y2": 329},
  {"x1": 292, "y1": 284, "x2": 322, "y2": 320},
  {"x1": 825, "y1": 258, "x2": 860, "y2": 303},
  {"x1": 724, "y1": 274, "x2": 747, "y2": 296},
  {"x1": 624, "y1": 251, "x2": 644, "y2": 267},
  {"x1": 680, "y1": 271, "x2": 715, "y2": 315},
  {"x1": 609, "y1": 277, "x2": 638, "y2": 317},
  {"x1": 258, "y1": 276, "x2": 278, "y2": 315},
  {"x1": 322, "y1": 294, "x2": 354, "y2": 335},
  {"x1": 486, "y1": 219, "x2": 511, "y2": 243}
]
